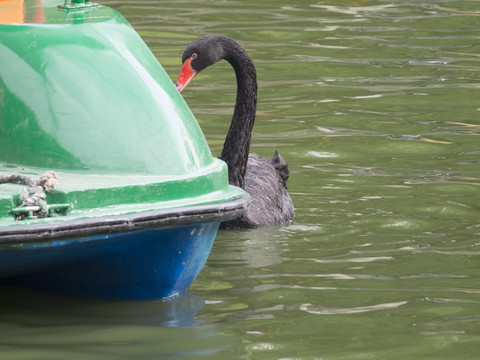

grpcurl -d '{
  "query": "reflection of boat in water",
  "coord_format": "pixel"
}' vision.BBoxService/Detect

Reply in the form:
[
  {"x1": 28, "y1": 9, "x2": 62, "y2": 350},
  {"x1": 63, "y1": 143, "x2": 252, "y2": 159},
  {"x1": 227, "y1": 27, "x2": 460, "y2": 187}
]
[
  {"x1": 0, "y1": 285, "x2": 206, "y2": 327},
  {"x1": 0, "y1": 285, "x2": 241, "y2": 357},
  {"x1": 0, "y1": 0, "x2": 248, "y2": 299}
]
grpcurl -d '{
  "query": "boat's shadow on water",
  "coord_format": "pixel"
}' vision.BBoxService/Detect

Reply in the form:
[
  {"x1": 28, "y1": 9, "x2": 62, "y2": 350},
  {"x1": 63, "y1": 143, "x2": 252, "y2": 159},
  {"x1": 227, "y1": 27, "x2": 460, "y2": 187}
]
[{"x1": 0, "y1": 284, "x2": 205, "y2": 328}]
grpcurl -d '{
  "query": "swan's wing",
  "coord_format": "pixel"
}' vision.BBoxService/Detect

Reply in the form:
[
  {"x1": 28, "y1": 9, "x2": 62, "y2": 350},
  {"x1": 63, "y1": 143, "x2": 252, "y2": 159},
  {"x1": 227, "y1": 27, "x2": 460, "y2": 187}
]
[{"x1": 241, "y1": 153, "x2": 294, "y2": 227}]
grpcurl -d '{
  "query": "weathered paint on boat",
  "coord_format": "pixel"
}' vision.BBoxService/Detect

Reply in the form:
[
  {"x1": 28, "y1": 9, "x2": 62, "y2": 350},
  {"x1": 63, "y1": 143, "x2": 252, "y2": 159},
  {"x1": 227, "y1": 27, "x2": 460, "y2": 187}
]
[{"x1": 0, "y1": 0, "x2": 248, "y2": 299}]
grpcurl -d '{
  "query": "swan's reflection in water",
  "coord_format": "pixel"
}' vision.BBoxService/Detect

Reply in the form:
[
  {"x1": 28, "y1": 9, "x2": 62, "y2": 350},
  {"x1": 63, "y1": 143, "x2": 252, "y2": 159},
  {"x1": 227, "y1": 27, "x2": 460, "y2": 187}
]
[
  {"x1": 239, "y1": 227, "x2": 290, "y2": 268},
  {"x1": 211, "y1": 226, "x2": 291, "y2": 270}
]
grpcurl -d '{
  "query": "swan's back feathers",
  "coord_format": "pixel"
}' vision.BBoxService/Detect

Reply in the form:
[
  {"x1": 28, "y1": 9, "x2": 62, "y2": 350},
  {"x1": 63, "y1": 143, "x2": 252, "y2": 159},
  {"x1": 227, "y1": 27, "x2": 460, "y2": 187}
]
[{"x1": 222, "y1": 152, "x2": 294, "y2": 229}]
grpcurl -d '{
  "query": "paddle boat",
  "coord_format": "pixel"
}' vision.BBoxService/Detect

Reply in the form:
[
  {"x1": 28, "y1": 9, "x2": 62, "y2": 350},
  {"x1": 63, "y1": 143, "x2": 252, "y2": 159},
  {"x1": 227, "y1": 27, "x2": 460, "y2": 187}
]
[{"x1": 0, "y1": 0, "x2": 249, "y2": 299}]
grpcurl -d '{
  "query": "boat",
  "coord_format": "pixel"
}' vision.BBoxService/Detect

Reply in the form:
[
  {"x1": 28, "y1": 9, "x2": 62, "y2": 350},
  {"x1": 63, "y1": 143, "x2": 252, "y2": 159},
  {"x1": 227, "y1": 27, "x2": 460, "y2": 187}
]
[{"x1": 0, "y1": 0, "x2": 249, "y2": 299}]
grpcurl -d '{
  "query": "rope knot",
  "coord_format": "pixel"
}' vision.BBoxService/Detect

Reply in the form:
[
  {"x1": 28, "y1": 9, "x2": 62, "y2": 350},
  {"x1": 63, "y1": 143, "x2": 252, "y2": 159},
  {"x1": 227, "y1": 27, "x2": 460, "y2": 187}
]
[
  {"x1": 37, "y1": 171, "x2": 59, "y2": 192},
  {"x1": 1, "y1": 171, "x2": 59, "y2": 219}
]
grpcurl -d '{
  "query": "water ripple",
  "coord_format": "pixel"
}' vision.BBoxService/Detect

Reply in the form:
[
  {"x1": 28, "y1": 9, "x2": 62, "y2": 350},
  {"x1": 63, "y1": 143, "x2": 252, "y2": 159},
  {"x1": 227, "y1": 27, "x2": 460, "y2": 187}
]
[
  {"x1": 308, "y1": 256, "x2": 393, "y2": 264},
  {"x1": 300, "y1": 301, "x2": 407, "y2": 315}
]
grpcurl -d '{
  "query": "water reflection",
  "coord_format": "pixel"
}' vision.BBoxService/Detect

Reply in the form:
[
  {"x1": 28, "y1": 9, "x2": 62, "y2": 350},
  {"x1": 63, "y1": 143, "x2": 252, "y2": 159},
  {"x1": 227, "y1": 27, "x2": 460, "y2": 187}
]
[
  {"x1": 0, "y1": 285, "x2": 234, "y2": 358},
  {"x1": 236, "y1": 227, "x2": 291, "y2": 268},
  {"x1": 0, "y1": 285, "x2": 205, "y2": 327}
]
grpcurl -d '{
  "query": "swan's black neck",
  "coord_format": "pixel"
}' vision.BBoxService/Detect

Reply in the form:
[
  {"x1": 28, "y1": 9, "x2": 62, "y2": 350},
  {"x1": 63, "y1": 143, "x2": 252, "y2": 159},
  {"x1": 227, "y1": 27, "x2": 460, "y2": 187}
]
[{"x1": 217, "y1": 38, "x2": 257, "y2": 189}]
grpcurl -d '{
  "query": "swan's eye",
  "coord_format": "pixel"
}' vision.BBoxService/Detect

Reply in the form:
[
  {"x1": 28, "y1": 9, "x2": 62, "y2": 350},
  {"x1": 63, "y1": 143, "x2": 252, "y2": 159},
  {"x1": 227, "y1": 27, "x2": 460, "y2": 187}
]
[{"x1": 191, "y1": 53, "x2": 197, "y2": 60}]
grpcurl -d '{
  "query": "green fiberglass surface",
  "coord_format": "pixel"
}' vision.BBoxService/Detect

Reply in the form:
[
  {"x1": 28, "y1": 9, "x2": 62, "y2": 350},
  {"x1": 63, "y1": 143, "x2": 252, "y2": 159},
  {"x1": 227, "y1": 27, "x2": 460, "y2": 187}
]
[
  {"x1": 0, "y1": 0, "x2": 211, "y2": 174},
  {"x1": 0, "y1": 0, "x2": 243, "y2": 225}
]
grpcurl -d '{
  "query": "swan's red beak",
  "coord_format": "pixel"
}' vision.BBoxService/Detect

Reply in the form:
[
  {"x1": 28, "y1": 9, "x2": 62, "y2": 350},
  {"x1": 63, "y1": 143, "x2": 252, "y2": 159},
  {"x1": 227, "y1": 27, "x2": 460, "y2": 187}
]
[{"x1": 175, "y1": 58, "x2": 197, "y2": 92}]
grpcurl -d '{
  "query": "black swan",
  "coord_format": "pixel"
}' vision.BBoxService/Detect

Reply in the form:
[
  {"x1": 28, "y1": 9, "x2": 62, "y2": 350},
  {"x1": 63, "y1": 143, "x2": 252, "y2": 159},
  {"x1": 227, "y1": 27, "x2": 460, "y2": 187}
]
[{"x1": 175, "y1": 35, "x2": 294, "y2": 228}]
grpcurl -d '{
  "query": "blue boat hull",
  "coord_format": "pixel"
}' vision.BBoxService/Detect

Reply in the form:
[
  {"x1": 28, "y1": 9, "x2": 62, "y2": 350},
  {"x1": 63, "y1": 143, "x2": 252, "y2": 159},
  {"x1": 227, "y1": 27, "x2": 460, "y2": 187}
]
[
  {"x1": 0, "y1": 195, "x2": 249, "y2": 299},
  {"x1": 1, "y1": 222, "x2": 217, "y2": 299}
]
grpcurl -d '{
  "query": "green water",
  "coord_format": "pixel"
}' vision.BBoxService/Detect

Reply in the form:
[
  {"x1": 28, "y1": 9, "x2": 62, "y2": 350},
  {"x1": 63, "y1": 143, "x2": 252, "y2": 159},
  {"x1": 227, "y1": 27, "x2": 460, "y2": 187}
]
[{"x1": 1, "y1": 0, "x2": 479, "y2": 359}]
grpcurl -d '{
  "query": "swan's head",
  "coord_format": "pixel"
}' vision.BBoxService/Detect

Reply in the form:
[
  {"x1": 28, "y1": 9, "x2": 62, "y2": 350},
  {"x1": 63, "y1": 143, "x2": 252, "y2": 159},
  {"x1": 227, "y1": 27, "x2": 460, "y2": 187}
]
[{"x1": 176, "y1": 35, "x2": 226, "y2": 92}]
